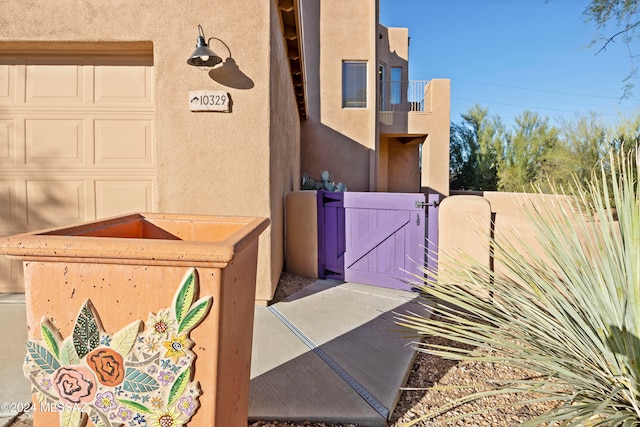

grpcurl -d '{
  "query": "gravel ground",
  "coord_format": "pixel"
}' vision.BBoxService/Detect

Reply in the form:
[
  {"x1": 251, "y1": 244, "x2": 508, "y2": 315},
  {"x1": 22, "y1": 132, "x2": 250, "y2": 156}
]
[{"x1": 249, "y1": 273, "x2": 559, "y2": 427}]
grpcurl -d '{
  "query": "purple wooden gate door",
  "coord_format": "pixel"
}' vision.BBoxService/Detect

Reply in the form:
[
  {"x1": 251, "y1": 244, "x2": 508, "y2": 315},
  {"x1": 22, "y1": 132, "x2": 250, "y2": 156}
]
[{"x1": 318, "y1": 191, "x2": 426, "y2": 291}]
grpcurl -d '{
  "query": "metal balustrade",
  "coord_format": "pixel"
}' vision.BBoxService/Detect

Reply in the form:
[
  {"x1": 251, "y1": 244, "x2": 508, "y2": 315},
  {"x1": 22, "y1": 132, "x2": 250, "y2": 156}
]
[{"x1": 378, "y1": 80, "x2": 428, "y2": 112}]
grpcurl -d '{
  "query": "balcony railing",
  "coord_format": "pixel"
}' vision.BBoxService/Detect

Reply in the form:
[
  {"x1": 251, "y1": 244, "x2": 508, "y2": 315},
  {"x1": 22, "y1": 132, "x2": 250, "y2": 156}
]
[{"x1": 379, "y1": 80, "x2": 428, "y2": 113}]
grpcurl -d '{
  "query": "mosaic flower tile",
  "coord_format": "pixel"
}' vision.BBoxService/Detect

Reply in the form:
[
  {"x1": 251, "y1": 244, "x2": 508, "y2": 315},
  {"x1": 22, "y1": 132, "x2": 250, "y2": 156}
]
[{"x1": 23, "y1": 268, "x2": 213, "y2": 427}]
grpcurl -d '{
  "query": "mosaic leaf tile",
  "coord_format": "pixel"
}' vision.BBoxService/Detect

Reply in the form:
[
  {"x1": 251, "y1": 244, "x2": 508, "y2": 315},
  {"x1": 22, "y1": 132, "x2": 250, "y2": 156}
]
[{"x1": 23, "y1": 268, "x2": 213, "y2": 427}]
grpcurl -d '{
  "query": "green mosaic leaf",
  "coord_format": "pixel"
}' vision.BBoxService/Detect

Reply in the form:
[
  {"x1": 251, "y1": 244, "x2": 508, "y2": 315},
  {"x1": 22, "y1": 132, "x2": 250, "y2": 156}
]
[
  {"x1": 72, "y1": 300, "x2": 99, "y2": 359},
  {"x1": 174, "y1": 268, "x2": 196, "y2": 325},
  {"x1": 40, "y1": 321, "x2": 60, "y2": 359},
  {"x1": 178, "y1": 296, "x2": 212, "y2": 334},
  {"x1": 111, "y1": 320, "x2": 142, "y2": 356},
  {"x1": 167, "y1": 367, "x2": 190, "y2": 407},
  {"x1": 117, "y1": 398, "x2": 152, "y2": 414},
  {"x1": 26, "y1": 341, "x2": 60, "y2": 374},
  {"x1": 59, "y1": 336, "x2": 80, "y2": 365},
  {"x1": 60, "y1": 408, "x2": 82, "y2": 427},
  {"x1": 123, "y1": 367, "x2": 160, "y2": 393}
]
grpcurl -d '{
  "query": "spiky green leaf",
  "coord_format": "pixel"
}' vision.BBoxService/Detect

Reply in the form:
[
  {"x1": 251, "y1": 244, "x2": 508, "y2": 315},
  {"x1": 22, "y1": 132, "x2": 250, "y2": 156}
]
[
  {"x1": 173, "y1": 268, "x2": 196, "y2": 325},
  {"x1": 40, "y1": 321, "x2": 60, "y2": 359},
  {"x1": 167, "y1": 367, "x2": 190, "y2": 407},
  {"x1": 178, "y1": 297, "x2": 212, "y2": 334},
  {"x1": 117, "y1": 398, "x2": 152, "y2": 414}
]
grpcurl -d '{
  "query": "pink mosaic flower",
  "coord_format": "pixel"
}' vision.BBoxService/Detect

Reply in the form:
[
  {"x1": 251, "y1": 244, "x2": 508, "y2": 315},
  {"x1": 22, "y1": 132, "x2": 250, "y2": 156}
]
[{"x1": 52, "y1": 366, "x2": 97, "y2": 405}]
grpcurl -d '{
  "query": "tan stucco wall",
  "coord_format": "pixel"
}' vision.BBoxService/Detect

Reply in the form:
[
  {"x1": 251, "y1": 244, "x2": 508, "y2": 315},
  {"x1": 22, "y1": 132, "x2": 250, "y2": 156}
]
[
  {"x1": 266, "y1": 0, "x2": 302, "y2": 303},
  {"x1": 0, "y1": 0, "x2": 298, "y2": 303},
  {"x1": 419, "y1": 79, "x2": 451, "y2": 197},
  {"x1": 285, "y1": 191, "x2": 319, "y2": 278},
  {"x1": 441, "y1": 192, "x2": 577, "y2": 284},
  {"x1": 300, "y1": 0, "x2": 377, "y2": 191},
  {"x1": 438, "y1": 195, "x2": 492, "y2": 299}
]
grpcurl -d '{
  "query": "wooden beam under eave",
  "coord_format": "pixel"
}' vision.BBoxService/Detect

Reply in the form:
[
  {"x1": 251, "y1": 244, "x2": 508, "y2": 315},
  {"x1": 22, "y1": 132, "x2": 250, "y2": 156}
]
[
  {"x1": 289, "y1": 62, "x2": 301, "y2": 75},
  {"x1": 283, "y1": 24, "x2": 298, "y2": 41},
  {"x1": 278, "y1": 0, "x2": 294, "y2": 12},
  {"x1": 287, "y1": 46, "x2": 300, "y2": 60}
]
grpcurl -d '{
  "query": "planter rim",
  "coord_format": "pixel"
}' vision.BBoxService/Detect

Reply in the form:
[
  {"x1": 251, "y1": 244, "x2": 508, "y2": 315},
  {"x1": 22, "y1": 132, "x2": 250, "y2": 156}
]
[{"x1": 0, "y1": 212, "x2": 270, "y2": 267}]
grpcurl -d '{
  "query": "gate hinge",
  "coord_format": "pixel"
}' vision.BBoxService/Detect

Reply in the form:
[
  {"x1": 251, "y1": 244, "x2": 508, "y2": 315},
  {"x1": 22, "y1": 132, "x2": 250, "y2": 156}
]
[
  {"x1": 415, "y1": 200, "x2": 439, "y2": 209},
  {"x1": 323, "y1": 195, "x2": 341, "y2": 205}
]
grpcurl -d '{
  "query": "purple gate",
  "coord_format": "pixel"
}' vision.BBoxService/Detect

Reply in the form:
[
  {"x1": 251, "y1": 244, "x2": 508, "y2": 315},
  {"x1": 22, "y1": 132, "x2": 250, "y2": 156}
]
[{"x1": 318, "y1": 191, "x2": 426, "y2": 291}]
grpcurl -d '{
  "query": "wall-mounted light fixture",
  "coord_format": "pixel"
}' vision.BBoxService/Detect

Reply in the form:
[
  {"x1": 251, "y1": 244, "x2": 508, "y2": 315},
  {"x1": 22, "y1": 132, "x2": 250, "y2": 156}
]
[{"x1": 187, "y1": 25, "x2": 223, "y2": 68}]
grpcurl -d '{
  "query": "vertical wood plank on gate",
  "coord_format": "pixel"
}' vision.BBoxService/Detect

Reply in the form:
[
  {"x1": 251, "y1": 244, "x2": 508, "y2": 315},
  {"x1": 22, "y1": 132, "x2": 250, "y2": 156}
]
[
  {"x1": 342, "y1": 192, "x2": 425, "y2": 290},
  {"x1": 317, "y1": 191, "x2": 345, "y2": 280}
]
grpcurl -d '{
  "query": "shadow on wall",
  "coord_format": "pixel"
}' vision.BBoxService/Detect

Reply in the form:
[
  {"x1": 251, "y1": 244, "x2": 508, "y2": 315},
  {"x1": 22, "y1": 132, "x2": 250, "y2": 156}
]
[
  {"x1": 301, "y1": 122, "x2": 373, "y2": 192},
  {"x1": 298, "y1": 0, "x2": 373, "y2": 192},
  {"x1": 206, "y1": 38, "x2": 254, "y2": 90}
]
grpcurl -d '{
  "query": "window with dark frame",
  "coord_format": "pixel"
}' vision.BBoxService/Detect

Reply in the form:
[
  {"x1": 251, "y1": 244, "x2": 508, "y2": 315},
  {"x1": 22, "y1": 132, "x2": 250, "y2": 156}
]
[{"x1": 342, "y1": 61, "x2": 367, "y2": 108}]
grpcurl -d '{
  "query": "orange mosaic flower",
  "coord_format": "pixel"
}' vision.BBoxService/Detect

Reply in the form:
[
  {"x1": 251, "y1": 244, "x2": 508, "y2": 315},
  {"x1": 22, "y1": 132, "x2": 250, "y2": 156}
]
[{"x1": 86, "y1": 348, "x2": 125, "y2": 386}]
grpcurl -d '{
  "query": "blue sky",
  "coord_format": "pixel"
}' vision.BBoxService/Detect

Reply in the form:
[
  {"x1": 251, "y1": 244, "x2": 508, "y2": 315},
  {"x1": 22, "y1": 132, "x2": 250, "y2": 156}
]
[{"x1": 379, "y1": 0, "x2": 640, "y2": 129}]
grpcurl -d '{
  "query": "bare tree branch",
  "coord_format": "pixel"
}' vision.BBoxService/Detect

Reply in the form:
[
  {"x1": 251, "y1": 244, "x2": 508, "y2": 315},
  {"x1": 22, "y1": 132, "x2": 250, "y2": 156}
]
[{"x1": 596, "y1": 19, "x2": 640, "y2": 54}]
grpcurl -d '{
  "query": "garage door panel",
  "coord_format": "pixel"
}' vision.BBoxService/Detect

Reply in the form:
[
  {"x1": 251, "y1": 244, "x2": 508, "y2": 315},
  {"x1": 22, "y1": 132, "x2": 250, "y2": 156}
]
[
  {"x1": 25, "y1": 119, "x2": 85, "y2": 164},
  {"x1": 96, "y1": 179, "x2": 153, "y2": 218},
  {"x1": 26, "y1": 180, "x2": 85, "y2": 226},
  {"x1": 0, "y1": 51, "x2": 155, "y2": 292},
  {"x1": 25, "y1": 62, "x2": 85, "y2": 104},
  {"x1": 0, "y1": 119, "x2": 16, "y2": 163},
  {"x1": 0, "y1": 180, "x2": 18, "y2": 226},
  {"x1": 95, "y1": 63, "x2": 153, "y2": 105},
  {"x1": 0, "y1": 63, "x2": 14, "y2": 101},
  {"x1": 95, "y1": 119, "x2": 153, "y2": 164}
]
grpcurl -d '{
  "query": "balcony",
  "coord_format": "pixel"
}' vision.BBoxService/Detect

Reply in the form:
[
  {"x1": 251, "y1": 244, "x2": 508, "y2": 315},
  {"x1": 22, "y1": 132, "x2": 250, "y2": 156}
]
[
  {"x1": 378, "y1": 79, "x2": 449, "y2": 136},
  {"x1": 379, "y1": 80, "x2": 427, "y2": 113}
]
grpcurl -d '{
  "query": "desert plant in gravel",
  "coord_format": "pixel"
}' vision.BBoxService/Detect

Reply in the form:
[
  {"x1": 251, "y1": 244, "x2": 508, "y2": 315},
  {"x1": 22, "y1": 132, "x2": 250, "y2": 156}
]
[{"x1": 396, "y1": 148, "x2": 639, "y2": 426}]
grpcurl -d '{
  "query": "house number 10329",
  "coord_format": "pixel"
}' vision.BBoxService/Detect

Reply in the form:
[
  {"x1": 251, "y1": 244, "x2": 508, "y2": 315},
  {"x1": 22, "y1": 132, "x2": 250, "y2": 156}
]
[{"x1": 188, "y1": 90, "x2": 231, "y2": 112}]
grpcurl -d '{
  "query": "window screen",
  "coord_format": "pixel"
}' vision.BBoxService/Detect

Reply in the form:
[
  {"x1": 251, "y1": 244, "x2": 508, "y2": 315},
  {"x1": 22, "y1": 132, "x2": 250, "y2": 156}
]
[{"x1": 342, "y1": 61, "x2": 367, "y2": 108}]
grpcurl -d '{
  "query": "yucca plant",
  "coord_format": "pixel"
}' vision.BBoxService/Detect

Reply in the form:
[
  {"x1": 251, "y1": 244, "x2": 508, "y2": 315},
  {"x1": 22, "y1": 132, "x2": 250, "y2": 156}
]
[{"x1": 396, "y1": 148, "x2": 639, "y2": 426}]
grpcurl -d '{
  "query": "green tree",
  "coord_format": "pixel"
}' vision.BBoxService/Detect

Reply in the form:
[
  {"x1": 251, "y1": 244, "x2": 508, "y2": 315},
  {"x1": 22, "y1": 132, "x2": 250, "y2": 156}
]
[
  {"x1": 450, "y1": 105, "x2": 503, "y2": 191},
  {"x1": 608, "y1": 112, "x2": 640, "y2": 155},
  {"x1": 498, "y1": 111, "x2": 563, "y2": 192},
  {"x1": 559, "y1": 111, "x2": 608, "y2": 187}
]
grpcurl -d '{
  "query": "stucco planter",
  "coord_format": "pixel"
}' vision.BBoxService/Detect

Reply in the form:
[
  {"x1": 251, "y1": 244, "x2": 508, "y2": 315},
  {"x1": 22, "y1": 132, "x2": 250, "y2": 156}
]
[{"x1": 0, "y1": 213, "x2": 269, "y2": 427}]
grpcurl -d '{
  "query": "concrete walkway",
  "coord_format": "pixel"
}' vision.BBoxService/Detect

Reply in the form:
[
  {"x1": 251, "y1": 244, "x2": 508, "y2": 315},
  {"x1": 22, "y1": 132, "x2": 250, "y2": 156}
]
[{"x1": 0, "y1": 280, "x2": 430, "y2": 426}]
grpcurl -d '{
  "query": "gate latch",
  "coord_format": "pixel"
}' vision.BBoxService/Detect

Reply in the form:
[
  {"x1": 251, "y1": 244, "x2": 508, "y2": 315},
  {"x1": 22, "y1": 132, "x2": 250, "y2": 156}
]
[{"x1": 415, "y1": 200, "x2": 439, "y2": 209}]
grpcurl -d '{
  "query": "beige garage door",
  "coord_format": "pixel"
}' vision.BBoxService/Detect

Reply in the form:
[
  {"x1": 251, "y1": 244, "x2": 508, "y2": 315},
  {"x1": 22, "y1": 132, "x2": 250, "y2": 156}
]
[{"x1": 0, "y1": 50, "x2": 156, "y2": 292}]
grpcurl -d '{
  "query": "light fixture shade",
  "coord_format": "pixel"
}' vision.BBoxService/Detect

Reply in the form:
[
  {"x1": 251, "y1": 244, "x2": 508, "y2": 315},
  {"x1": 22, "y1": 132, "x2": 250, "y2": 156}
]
[{"x1": 187, "y1": 34, "x2": 223, "y2": 68}]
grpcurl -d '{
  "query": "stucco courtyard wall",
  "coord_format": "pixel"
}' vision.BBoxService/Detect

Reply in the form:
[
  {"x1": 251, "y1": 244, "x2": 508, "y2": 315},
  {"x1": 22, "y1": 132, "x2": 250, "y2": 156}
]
[
  {"x1": 440, "y1": 192, "x2": 579, "y2": 288},
  {"x1": 0, "y1": 0, "x2": 298, "y2": 303}
]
